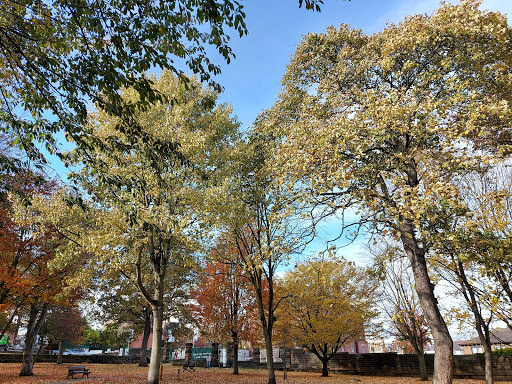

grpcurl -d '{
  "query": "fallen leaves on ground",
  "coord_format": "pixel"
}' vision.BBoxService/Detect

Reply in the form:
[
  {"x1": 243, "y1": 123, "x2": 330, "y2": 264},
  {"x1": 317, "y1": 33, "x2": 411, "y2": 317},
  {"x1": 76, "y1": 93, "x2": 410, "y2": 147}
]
[{"x1": 1, "y1": 364, "x2": 510, "y2": 384}]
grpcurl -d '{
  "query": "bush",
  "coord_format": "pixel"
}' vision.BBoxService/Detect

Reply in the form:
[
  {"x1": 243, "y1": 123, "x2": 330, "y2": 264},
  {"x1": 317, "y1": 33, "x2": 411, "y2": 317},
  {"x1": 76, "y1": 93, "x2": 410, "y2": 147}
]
[{"x1": 493, "y1": 347, "x2": 512, "y2": 356}]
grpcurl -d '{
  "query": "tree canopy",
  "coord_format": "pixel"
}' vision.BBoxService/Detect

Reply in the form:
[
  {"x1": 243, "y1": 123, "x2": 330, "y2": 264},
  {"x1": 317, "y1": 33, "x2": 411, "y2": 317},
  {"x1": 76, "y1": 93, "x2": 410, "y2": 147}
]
[
  {"x1": 277, "y1": 256, "x2": 378, "y2": 377},
  {"x1": 0, "y1": 0, "x2": 329, "y2": 180},
  {"x1": 0, "y1": 0, "x2": 247, "y2": 168}
]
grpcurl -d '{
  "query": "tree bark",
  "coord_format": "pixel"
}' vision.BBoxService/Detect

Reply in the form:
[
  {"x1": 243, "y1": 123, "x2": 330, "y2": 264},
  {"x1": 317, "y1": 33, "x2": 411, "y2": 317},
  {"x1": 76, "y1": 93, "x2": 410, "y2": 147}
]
[
  {"x1": 20, "y1": 303, "x2": 48, "y2": 376},
  {"x1": 483, "y1": 340, "x2": 494, "y2": 384},
  {"x1": 232, "y1": 331, "x2": 239, "y2": 375},
  {"x1": 400, "y1": 223, "x2": 452, "y2": 384},
  {"x1": 147, "y1": 303, "x2": 163, "y2": 384},
  {"x1": 321, "y1": 357, "x2": 329, "y2": 377},
  {"x1": 135, "y1": 238, "x2": 168, "y2": 384},
  {"x1": 139, "y1": 308, "x2": 151, "y2": 367},
  {"x1": 414, "y1": 346, "x2": 428, "y2": 381},
  {"x1": 251, "y1": 266, "x2": 276, "y2": 384},
  {"x1": 57, "y1": 340, "x2": 64, "y2": 364},
  {"x1": 263, "y1": 332, "x2": 276, "y2": 384}
]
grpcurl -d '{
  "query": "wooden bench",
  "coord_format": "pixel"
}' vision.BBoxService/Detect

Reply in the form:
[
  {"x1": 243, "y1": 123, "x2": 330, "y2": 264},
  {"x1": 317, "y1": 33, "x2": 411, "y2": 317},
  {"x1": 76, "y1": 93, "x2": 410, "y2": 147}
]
[
  {"x1": 67, "y1": 365, "x2": 90, "y2": 379},
  {"x1": 183, "y1": 360, "x2": 196, "y2": 372}
]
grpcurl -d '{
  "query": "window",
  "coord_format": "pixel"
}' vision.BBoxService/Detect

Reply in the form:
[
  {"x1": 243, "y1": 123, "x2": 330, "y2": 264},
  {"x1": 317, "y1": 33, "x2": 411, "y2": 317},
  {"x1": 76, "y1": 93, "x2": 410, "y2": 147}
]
[{"x1": 471, "y1": 346, "x2": 483, "y2": 354}]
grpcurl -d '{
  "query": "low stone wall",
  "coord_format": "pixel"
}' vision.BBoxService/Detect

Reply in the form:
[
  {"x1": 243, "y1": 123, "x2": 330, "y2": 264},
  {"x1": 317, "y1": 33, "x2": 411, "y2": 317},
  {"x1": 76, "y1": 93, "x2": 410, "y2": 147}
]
[
  {"x1": 290, "y1": 350, "x2": 512, "y2": 379},
  {"x1": 0, "y1": 353, "x2": 138, "y2": 364},
  {"x1": 453, "y1": 355, "x2": 512, "y2": 380}
]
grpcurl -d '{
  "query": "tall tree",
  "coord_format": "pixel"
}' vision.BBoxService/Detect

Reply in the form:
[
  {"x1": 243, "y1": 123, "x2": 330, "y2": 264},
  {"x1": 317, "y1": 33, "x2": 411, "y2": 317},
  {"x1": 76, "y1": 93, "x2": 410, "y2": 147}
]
[
  {"x1": 217, "y1": 132, "x2": 313, "y2": 384},
  {"x1": 277, "y1": 256, "x2": 378, "y2": 377},
  {"x1": 34, "y1": 71, "x2": 240, "y2": 384},
  {"x1": 264, "y1": 2, "x2": 512, "y2": 383}
]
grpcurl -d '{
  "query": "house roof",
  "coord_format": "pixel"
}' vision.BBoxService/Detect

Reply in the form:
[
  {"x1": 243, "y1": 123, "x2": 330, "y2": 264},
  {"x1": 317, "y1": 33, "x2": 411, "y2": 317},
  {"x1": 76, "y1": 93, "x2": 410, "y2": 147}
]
[
  {"x1": 459, "y1": 328, "x2": 512, "y2": 346},
  {"x1": 452, "y1": 340, "x2": 464, "y2": 353}
]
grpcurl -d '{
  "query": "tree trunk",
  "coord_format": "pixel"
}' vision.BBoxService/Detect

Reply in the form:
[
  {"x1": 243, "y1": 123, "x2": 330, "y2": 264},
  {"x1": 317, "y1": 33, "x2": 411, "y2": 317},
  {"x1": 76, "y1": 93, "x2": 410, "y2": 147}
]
[
  {"x1": 135, "y1": 237, "x2": 168, "y2": 384},
  {"x1": 20, "y1": 303, "x2": 48, "y2": 376},
  {"x1": 417, "y1": 350, "x2": 428, "y2": 381},
  {"x1": 263, "y1": 333, "x2": 276, "y2": 384},
  {"x1": 139, "y1": 309, "x2": 151, "y2": 367},
  {"x1": 251, "y1": 269, "x2": 276, "y2": 384},
  {"x1": 147, "y1": 304, "x2": 163, "y2": 384},
  {"x1": 456, "y1": 260, "x2": 493, "y2": 384},
  {"x1": 483, "y1": 340, "x2": 494, "y2": 384},
  {"x1": 310, "y1": 344, "x2": 330, "y2": 377},
  {"x1": 400, "y1": 224, "x2": 452, "y2": 384},
  {"x1": 232, "y1": 332, "x2": 239, "y2": 375},
  {"x1": 321, "y1": 357, "x2": 329, "y2": 377},
  {"x1": 57, "y1": 340, "x2": 64, "y2": 364}
]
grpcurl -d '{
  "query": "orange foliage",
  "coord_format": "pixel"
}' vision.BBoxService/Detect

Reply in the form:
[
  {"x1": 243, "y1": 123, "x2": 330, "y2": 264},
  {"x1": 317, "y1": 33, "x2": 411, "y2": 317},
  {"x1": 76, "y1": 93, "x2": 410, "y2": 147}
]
[
  {"x1": 0, "y1": 173, "x2": 73, "y2": 322},
  {"x1": 190, "y1": 245, "x2": 261, "y2": 347}
]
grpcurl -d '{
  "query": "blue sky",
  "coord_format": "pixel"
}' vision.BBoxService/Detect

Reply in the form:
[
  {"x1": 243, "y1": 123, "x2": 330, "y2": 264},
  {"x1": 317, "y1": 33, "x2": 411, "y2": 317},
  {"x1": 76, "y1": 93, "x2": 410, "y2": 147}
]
[{"x1": 46, "y1": 0, "x2": 512, "y2": 263}]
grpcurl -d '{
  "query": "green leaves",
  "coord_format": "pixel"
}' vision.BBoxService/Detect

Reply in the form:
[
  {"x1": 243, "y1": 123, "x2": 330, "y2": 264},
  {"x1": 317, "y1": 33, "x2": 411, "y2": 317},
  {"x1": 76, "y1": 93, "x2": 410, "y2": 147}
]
[{"x1": 0, "y1": 0, "x2": 247, "y2": 177}]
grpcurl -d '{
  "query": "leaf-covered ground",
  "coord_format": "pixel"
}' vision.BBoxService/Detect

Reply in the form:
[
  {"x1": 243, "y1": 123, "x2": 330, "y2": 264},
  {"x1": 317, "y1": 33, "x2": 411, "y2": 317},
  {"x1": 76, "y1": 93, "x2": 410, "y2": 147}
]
[{"x1": 1, "y1": 364, "x2": 511, "y2": 384}]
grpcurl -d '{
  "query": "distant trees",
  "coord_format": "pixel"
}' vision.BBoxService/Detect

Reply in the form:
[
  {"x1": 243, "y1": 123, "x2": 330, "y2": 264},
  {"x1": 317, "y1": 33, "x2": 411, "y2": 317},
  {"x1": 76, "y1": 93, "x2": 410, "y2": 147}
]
[
  {"x1": 81, "y1": 325, "x2": 131, "y2": 352},
  {"x1": 92, "y1": 277, "x2": 153, "y2": 367},
  {"x1": 278, "y1": 256, "x2": 378, "y2": 377},
  {"x1": 190, "y1": 250, "x2": 260, "y2": 374},
  {"x1": 92, "y1": 264, "x2": 191, "y2": 367},
  {"x1": 39, "y1": 305, "x2": 84, "y2": 364}
]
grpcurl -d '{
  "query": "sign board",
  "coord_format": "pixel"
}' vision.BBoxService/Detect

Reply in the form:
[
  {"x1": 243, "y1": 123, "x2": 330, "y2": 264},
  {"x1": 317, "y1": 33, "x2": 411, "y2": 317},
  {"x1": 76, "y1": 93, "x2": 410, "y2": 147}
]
[{"x1": 191, "y1": 347, "x2": 212, "y2": 360}]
